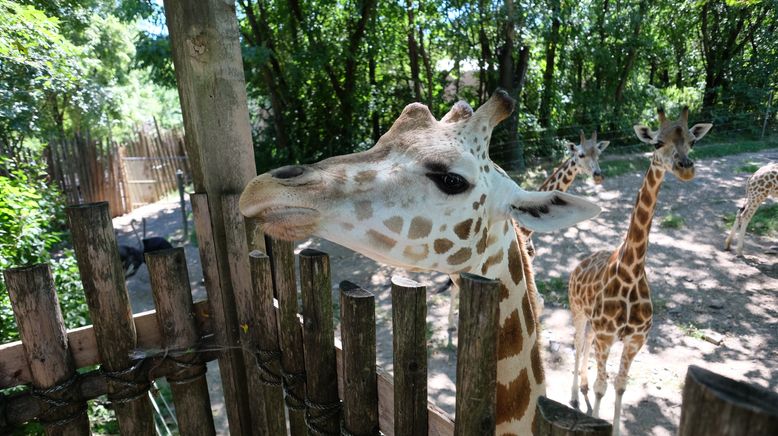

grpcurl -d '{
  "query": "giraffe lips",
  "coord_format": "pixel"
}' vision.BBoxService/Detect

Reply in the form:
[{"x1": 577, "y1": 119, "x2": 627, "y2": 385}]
[
  {"x1": 257, "y1": 207, "x2": 321, "y2": 240},
  {"x1": 593, "y1": 175, "x2": 604, "y2": 184},
  {"x1": 673, "y1": 165, "x2": 695, "y2": 181}
]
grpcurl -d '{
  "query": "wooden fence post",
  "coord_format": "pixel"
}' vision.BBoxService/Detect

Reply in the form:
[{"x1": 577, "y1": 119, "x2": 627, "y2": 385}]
[
  {"x1": 146, "y1": 248, "x2": 216, "y2": 435},
  {"x1": 678, "y1": 365, "x2": 778, "y2": 436},
  {"x1": 534, "y1": 396, "x2": 612, "y2": 436},
  {"x1": 66, "y1": 202, "x2": 155, "y2": 435},
  {"x1": 163, "y1": 0, "x2": 258, "y2": 431},
  {"x1": 248, "y1": 251, "x2": 288, "y2": 435},
  {"x1": 454, "y1": 273, "x2": 499, "y2": 436},
  {"x1": 340, "y1": 281, "x2": 379, "y2": 436},
  {"x1": 4, "y1": 264, "x2": 91, "y2": 435},
  {"x1": 390, "y1": 276, "x2": 428, "y2": 435},
  {"x1": 268, "y1": 238, "x2": 307, "y2": 436},
  {"x1": 221, "y1": 193, "x2": 285, "y2": 435},
  {"x1": 299, "y1": 249, "x2": 341, "y2": 435}
]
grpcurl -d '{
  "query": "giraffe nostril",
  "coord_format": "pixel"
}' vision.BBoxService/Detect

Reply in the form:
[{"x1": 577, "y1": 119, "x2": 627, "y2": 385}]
[
  {"x1": 678, "y1": 158, "x2": 694, "y2": 169},
  {"x1": 270, "y1": 165, "x2": 306, "y2": 179}
]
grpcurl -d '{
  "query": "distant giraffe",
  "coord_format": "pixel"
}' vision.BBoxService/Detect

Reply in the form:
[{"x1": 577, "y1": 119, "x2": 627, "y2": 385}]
[
  {"x1": 724, "y1": 162, "x2": 778, "y2": 255},
  {"x1": 240, "y1": 91, "x2": 602, "y2": 435},
  {"x1": 566, "y1": 107, "x2": 712, "y2": 436}
]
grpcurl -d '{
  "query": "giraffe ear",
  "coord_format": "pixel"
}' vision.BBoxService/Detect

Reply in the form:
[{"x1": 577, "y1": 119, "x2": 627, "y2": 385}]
[
  {"x1": 567, "y1": 142, "x2": 577, "y2": 154},
  {"x1": 509, "y1": 190, "x2": 601, "y2": 233},
  {"x1": 597, "y1": 141, "x2": 610, "y2": 152},
  {"x1": 441, "y1": 100, "x2": 474, "y2": 123},
  {"x1": 689, "y1": 123, "x2": 712, "y2": 141},
  {"x1": 633, "y1": 125, "x2": 657, "y2": 144}
]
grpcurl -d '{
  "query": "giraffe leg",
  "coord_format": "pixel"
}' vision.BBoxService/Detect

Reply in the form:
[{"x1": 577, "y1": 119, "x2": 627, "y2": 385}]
[
  {"x1": 724, "y1": 206, "x2": 741, "y2": 251},
  {"x1": 591, "y1": 334, "x2": 614, "y2": 418},
  {"x1": 570, "y1": 315, "x2": 588, "y2": 409},
  {"x1": 735, "y1": 197, "x2": 765, "y2": 256},
  {"x1": 612, "y1": 335, "x2": 646, "y2": 436},
  {"x1": 579, "y1": 325, "x2": 595, "y2": 414}
]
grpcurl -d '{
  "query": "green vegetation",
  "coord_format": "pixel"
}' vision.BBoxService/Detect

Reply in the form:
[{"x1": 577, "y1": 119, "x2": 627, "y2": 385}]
[
  {"x1": 724, "y1": 203, "x2": 778, "y2": 236},
  {"x1": 691, "y1": 138, "x2": 778, "y2": 160},
  {"x1": 736, "y1": 162, "x2": 761, "y2": 174},
  {"x1": 679, "y1": 322, "x2": 705, "y2": 340},
  {"x1": 601, "y1": 158, "x2": 652, "y2": 178},
  {"x1": 536, "y1": 277, "x2": 569, "y2": 308},
  {"x1": 660, "y1": 213, "x2": 685, "y2": 229}
]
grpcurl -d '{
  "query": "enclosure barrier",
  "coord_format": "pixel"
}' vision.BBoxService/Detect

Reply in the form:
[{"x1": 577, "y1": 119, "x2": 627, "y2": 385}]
[{"x1": 1, "y1": 199, "x2": 774, "y2": 435}]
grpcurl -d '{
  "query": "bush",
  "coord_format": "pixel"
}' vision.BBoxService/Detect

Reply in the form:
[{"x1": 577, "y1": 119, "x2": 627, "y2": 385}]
[{"x1": 0, "y1": 154, "x2": 89, "y2": 343}]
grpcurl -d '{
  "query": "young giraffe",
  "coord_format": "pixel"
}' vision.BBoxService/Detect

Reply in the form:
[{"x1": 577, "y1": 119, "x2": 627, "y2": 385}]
[
  {"x1": 724, "y1": 162, "x2": 778, "y2": 256},
  {"x1": 567, "y1": 107, "x2": 712, "y2": 436},
  {"x1": 446, "y1": 130, "x2": 611, "y2": 331},
  {"x1": 240, "y1": 91, "x2": 602, "y2": 435}
]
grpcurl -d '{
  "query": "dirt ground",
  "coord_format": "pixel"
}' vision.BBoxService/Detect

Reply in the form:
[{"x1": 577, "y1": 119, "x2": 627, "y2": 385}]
[{"x1": 114, "y1": 148, "x2": 777, "y2": 435}]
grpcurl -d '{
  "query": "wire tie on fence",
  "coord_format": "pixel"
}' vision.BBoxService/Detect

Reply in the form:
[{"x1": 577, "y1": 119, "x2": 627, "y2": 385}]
[
  {"x1": 167, "y1": 355, "x2": 208, "y2": 386},
  {"x1": 281, "y1": 369, "x2": 306, "y2": 411},
  {"x1": 303, "y1": 397, "x2": 342, "y2": 436},
  {"x1": 101, "y1": 358, "x2": 151, "y2": 405},
  {"x1": 30, "y1": 372, "x2": 88, "y2": 427},
  {"x1": 254, "y1": 349, "x2": 282, "y2": 387}
]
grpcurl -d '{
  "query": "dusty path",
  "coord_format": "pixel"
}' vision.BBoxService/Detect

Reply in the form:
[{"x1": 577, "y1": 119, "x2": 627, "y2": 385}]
[{"x1": 114, "y1": 148, "x2": 777, "y2": 435}]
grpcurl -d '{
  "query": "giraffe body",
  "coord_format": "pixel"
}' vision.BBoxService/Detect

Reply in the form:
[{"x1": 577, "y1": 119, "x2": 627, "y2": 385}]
[
  {"x1": 724, "y1": 162, "x2": 778, "y2": 255},
  {"x1": 240, "y1": 92, "x2": 602, "y2": 435},
  {"x1": 567, "y1": 107, "x2": 712, "y2": 436}
]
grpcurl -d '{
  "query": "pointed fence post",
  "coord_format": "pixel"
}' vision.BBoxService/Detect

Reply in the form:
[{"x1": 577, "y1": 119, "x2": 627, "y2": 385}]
[{"x1": 4, "y1": 264, "x2": 91, "y2": 435}]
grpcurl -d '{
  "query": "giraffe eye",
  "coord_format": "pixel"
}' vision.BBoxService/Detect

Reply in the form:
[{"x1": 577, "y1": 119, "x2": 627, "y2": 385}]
[
  {"x1": 426, "y1": 172, "x2": 470, "y2": 195},
  {"x1": 578, "y1": 153, "x2": 585, "y2": 158}
]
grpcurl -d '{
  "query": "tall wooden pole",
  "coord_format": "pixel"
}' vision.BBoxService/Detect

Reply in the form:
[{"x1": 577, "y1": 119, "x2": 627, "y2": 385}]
[{"x1": 162, "y1": 1, "x2": 258, "y2": 433}]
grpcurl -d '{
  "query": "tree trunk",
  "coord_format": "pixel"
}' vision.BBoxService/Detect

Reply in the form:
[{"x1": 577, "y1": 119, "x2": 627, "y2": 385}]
[
  {"x1": 406, "y1": 0, "x2": 423, "y2": 101},
  {"x1": 538, "y1": 0, "x2": 561, "y2": 127}
]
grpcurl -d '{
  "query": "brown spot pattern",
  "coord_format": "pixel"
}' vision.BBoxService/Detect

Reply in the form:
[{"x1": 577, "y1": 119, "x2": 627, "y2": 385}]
[
  {"x1": 434, "y1": 238, "x2": 454, "y2": 254},
  {"x1": 454, "y1": 219, "x2": 473, "y2": 240},
  {"x1": 481, "y1": 250, "x2": 504, "y2": 275},
  {"x1": 496, "y1": 369, "x2": 530, "y2": 424},
  {"x1": 383, "y1": 216, "x2": 403, "y2": 234},
  {"x1": 530, "y1": 342, "x2": 544, "y2": 384},
  {"x1": 508, "y1": 240, "x2": 523, "y2": 285},
  {"x1": 498, "y1": 309, "x2": 524, "y2": 360},
  {"x1": 447, "y1": 247, "x2": 471, "y2": 265},
  {"x1": 521, "y1": 293, "x2": 535, "y2": 336},
  {"x1": 403, "y1": 244, "x2": 429, "y2": 262},
  {"x1": 476, "y1": 228, "x2": 489, "y2": 255},
  {"x1": 355, "y1": 201, "x2": 373, "y2": 220},
  {"x1": 366, "y1": 230, "x2": 396, "y2": 251},
  {"x1": 354, "y1": 170, "x2": 377, "y2": 183},
  {"x1": 408, "y1": 216, "x2": 432, "y2": 239},
  {"x1": 473, "y1": 217, "x2": 483, "y2": 235}
]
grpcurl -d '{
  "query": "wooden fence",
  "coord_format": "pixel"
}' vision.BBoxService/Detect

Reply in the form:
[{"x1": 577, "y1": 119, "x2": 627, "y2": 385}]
[
  {"x1": 46, "y1": 123, "x2": 189, "y2": 218},
  {"x1": 2, "y1": 200, "x2": 776, "y2": 435}
]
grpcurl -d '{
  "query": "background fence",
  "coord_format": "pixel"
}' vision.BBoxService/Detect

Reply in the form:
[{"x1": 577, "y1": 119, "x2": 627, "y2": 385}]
[
  {"x1": 1, "y1": 200, "x2": 776, "y2": 435},
  {"x1": 45, "y1": 122, "x2": 190, "y2": 218}
]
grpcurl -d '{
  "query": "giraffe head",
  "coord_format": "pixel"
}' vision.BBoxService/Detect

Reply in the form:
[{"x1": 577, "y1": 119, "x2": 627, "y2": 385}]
[
  {"x1": 567, "y1": 130, "x2": 609, "y2": 184},
  {"x1": 240, "y1": 91, "x2": 601, "y2": 274},
  {"x1": 633, "y1": 107, "x2": 712, "y2": 181}
]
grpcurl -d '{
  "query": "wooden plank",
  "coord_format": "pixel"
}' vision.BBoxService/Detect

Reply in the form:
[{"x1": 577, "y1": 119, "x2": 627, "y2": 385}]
[
  {"x1": 147, "y1": 249, "x2": 216, "y2": 435},
  {"x1": 534, "y1": 396, "x2": 612, "y2": 436},
  {"x1": 221, "y1": 194, "x2": 284, "y2": 436},
  {"x1": 268, "y1": 238, "x2": 307, "y2": 436},
  {"x1": 340, "y1": 281, "x2": 379, "y2": 436},
  {"x1": 190, "y1": 193, "x2": 251, "y2": 435},
  {"x1": 4, "y1": 264, "x2": 91, "y2": 435},
  {"x1": 454, "y1": 273, "x2": 499, "y2": 436},
  {"x1": 391, "y1": 276, "x2": 428, "y2": 435},
  {"x1": 678, "y1": 365, "x2": 778, "y2": 436},
  {"x1": 300, "y1": 249, "x2": 341, "y2": 434},
  {"x1": 66, "y1": 202, "x2": 155, "y2": 435}
]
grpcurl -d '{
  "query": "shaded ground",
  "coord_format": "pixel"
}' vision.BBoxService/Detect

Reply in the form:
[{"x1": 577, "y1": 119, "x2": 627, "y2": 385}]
[{"x1": 114, "y1": 148, "x2": 778, "y2": 435}]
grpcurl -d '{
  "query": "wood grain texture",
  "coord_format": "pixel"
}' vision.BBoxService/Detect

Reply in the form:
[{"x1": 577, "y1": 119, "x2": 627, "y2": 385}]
[
  {"x1": 4, "y1": 264, "x2": 90, "y2": 435},
  {"x1": 534, "y1": 396, "x2": 612, "y2": 436},
  {"x1": 678, "y1": 365, "x2": 778, "y2": 436},
  {"x1": 146, "y1": 249, "x2": 215, "y2": 435},
  {"x1": 454, "y1": 273, "x2": 499, "y2": 436},
  {"x1": 340, "y1": 281, "x2": 379, "y2": 436},
  {"x1": 163, "y1": 0, "x2": 257, "y2": 430},
  {"x1": 390, "y1": 276, "x2": 428, "y2": 436},
  {"x1": 300, "y1": 249, "x2": 341, "y2": 435},
  {"x1": 66, "y1": 202, "x2": 154, "y2": 435}
]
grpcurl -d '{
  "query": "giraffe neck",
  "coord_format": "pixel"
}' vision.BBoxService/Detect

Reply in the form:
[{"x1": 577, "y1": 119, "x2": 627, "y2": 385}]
[
  {"x1": 619, "y1": 160, "x2": 666, "y2": 271},
  {"x1": 478, "y1": 221, "x2": 546, "y2": 435},
  {"x1": 539, "y1": 158, "x2": 579, "y2": 192}
]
